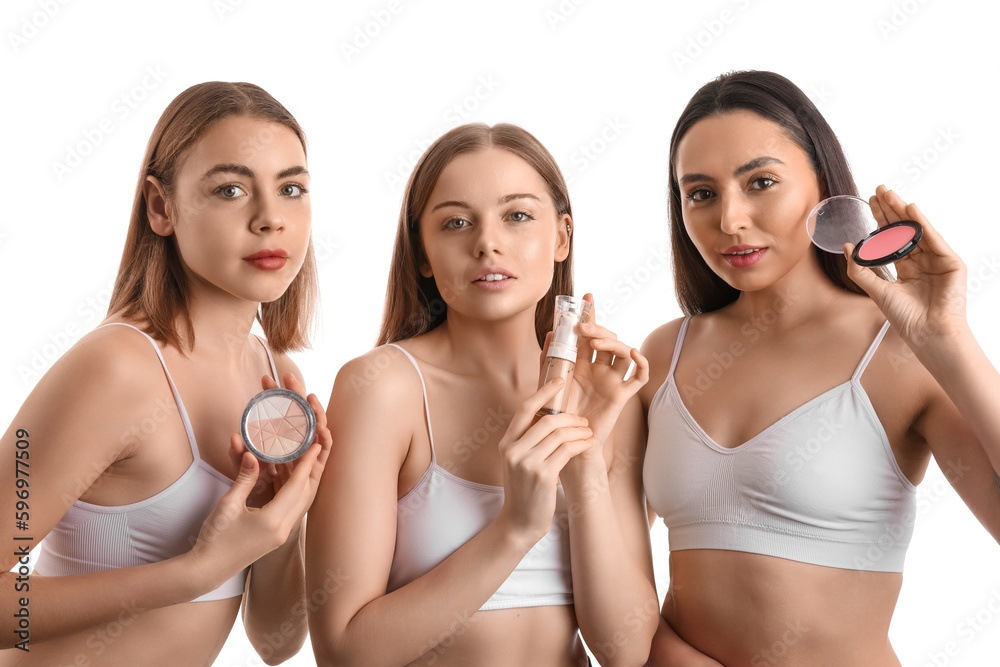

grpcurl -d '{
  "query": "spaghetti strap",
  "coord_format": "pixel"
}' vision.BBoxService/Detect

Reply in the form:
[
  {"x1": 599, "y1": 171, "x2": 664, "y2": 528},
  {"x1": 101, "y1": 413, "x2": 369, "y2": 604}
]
[
  {"x1": 386, "y1": 343, "x2": 437, "y2": 462},
  {"x1": 851, "y1": 320, "x2": 891, "y2": 383},
  {"x1": 253, "y1": 334, "x2": 280, "y2": 384},
  {"x1": 667, "y1": 317, "x2": 693, "y2": 379},
  {"x1": 98, "y1": 323, "x2": 201, "y2": 461}
]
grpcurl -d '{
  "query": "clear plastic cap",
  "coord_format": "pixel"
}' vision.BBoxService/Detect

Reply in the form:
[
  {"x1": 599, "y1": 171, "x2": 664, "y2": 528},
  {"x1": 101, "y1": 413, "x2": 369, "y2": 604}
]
[
  {"x1": 547, "y1": 295, "x2": 593, "y2": 362},
  {"x1": 806, "y1": 195, "x2": 878, "y2": 254}
]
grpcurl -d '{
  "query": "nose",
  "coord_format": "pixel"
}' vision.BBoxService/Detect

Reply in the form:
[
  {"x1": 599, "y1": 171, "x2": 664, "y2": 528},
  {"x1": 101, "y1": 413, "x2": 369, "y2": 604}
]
[
  {"x1": 718, "y1": 194, "x2": 752, "y2": 235},
  {"x1": 472, "y1": 219, "x2": 503, "y2": 256},
  {"x1": 250, "y1": 192, "x2": 285, "y2": 234}
]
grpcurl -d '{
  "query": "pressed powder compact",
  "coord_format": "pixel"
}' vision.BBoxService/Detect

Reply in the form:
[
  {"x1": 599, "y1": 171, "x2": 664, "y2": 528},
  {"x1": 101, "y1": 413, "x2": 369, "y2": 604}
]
[
  {"x1": 806, "y1": 195, "x2": 923, "y2": 267},
  {"x1": 241, "y1": 388, "x2": 316, "y2": 463}
]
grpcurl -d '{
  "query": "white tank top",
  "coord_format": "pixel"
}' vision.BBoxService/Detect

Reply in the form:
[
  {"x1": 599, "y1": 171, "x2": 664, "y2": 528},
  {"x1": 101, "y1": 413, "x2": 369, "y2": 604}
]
[
  {"x1": 32, "y1": 323, "x2": 270, "y2": 600},
  {"x1": 384, "y1": 344, "x2": 574, "y2": 610},
  {"x1": 644, "y1": 318, "x2": 916, "y2": 572}
]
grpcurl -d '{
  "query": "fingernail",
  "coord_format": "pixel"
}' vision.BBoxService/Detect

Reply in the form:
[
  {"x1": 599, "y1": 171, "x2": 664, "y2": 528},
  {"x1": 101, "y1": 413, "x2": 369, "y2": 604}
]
[{"x1": 242, "y1": 454, "x2": 254, "y2": 470}]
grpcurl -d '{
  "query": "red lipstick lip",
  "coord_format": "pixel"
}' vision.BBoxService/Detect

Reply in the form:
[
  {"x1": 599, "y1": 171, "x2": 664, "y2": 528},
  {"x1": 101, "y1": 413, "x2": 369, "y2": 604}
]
[
  {"x1": 243, "y1": 249, "x2": 288, "y2": 261},
  {"x1": 472, "y1": 266, "x2": 515, "y2": 282}
]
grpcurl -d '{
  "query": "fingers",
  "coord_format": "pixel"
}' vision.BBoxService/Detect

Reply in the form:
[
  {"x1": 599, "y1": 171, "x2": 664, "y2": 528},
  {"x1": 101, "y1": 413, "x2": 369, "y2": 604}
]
[
  {"x1": 580, "y1": 293, "x2": 615, "y2": 365},
  {"x1": 506, "y1": 376, "x2": 569, "y2": 438},
  {"x1": 844, "y1": 242, "x2": 887, "y2": 301},
  {"x1": 224, "y1": 452, "x2": 260, "y2": 509}
]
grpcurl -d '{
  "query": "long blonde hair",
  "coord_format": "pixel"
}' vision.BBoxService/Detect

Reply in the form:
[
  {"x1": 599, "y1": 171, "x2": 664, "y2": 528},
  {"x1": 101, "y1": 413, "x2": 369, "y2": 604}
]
[
  {"x1": 107, "y1": 81, "x2": 318, "y2": 353},
  {"x1": 377, "y1": 123, "x2": 573, "y2": 347}
]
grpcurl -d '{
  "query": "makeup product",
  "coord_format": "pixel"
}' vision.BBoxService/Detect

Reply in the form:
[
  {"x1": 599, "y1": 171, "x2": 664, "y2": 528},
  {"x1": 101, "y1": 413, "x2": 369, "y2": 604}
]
[
  {"x1": 241, "y1": 388, "x2": 316, "y2": 463},
  {"x1": 806, "y1": 195, "x2": 923, "y2": 266},
  {"x1": 536, "y1": 295, "x2": 592, "y2": 419}
]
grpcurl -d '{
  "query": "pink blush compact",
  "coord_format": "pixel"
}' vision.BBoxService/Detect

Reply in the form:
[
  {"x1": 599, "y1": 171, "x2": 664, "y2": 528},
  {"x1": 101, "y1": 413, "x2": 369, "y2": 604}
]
[
  {"x1": 241, "y1": 388, "x2": 316, "y2": 463},
  {"x1": 851, "y1": 221, "x2": 923, "y2": 267}
]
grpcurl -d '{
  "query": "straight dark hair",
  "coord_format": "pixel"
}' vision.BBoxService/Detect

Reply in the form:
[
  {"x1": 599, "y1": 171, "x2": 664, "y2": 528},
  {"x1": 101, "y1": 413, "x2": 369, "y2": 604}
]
[
  {"x1": 377, "y1": 123, "x2": 574, "y2": 347},
  {"x1": 668, "y1": 70, "x2": 891, "y2": 315}
]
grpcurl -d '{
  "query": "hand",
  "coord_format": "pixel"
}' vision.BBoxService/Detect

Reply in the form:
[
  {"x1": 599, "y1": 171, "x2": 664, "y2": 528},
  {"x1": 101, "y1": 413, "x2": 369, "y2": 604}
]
[
  {"x1": 555, "y1": 293, "x2": 649, "y2": 447},
  {"x1": 191, "y1": 376, "x2": 331, "y2": 591},
  {"x1": 228, "y1": 373, "x2": 332, "y2": 508},
  {"x1": 496, "y1": 378, "x2": 593, "y2": 545},
  {"x1": 845, "y1": 185, "x2": 969, "y2": 348}
]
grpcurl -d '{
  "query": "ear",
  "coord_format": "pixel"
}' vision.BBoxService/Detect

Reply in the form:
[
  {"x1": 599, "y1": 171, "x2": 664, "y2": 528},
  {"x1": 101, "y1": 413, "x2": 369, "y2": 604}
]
[
  {"x1": 554, "y1": 214, "x2": 572, "y2": 263},
  {"x1": 418, "y1": 255, "x2": 433, "y2": 278},
  {"x1": 143, "y1": 175, "x2": 174, "y2": 236}
]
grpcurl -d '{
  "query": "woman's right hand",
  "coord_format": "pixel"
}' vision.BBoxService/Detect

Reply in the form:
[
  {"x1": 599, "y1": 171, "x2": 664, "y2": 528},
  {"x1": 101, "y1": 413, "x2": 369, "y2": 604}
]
[
  {"x1": 186, "y1": 443, "x2": 325, "y2": 593},
  {"x1": 495, "y1": 377, "x2": 593, "y2": 545}
]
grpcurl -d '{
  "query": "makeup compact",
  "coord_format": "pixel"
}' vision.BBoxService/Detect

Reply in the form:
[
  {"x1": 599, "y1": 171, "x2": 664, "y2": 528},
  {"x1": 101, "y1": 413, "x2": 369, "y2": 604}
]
[
  {"x1": 240, "y1": 388, "x2": 316, "y2": 463},
  {"x1": 806, "y1": 195, "x2": 922, "y2": 267}
]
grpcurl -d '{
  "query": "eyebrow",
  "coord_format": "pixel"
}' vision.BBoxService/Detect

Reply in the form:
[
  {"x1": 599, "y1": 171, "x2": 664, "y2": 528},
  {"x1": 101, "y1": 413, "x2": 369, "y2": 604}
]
[
  {"x1": 430, "y1": 192, "x2": 542, "y2": 213},
  {"x1": 679, "y1": 156, "x2": 785, "y2": 185},
  {"x1": 202, "y1": 163, "x2": 309, "y2": 180}
]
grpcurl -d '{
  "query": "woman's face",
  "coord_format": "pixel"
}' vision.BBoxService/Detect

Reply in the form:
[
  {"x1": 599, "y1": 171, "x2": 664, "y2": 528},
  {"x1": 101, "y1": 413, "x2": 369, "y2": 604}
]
[
  {"x1": 674, "y1": 110, "x2": 824, "y2": 293},
  {"x1": 157, "y1": 116, "x2": 311, "y2": 305},
  {"x1": 418, "y1": 147, "x2": 570, "y2": 325}
]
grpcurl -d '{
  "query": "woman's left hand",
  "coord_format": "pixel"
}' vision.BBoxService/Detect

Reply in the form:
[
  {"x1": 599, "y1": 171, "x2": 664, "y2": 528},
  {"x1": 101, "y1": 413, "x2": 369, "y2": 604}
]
[
  {"x1": 555, "y1": 293, "x2": 649, "y2": 448},
  {"x1": 229, "y1": 373, "x2": 331, "y2": 509},
  {"x1": 845, "y1": 185, "x2": 969, "y2": 349}
]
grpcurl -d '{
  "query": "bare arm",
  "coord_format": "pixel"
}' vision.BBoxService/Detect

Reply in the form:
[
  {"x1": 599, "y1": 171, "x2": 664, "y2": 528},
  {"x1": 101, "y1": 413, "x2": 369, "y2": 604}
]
[
  {"x1": 306, "y1": 348, "x2": 593, "y2": 667},
  {"x1": 556, "y1": 319, "x2": 659, "y2": 667},
  {"x1": 1, "y1": 329, "x2": 320, "y2": 649},
  {"x1": 241, "y1": 362, "x2": 332, "y2": 665}
]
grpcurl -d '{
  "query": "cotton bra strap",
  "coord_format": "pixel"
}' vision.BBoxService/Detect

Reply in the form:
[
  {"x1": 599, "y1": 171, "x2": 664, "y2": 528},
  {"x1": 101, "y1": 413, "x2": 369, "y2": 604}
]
[
  {"x1": 252, "y1": 334, "x2": 280, "y2": 385},
  {"x1": 385, "y1": 343, "x2": 437, "y2": 463},
  {"x1": 851, "y1": 320, "x2": 891, "y2": 383},
  {"x1": 98, "y1": 322, "x2": 200, "y2": 461},
  {"x1": 666, "y1": 317, "x2": 693, "y2": 379}
]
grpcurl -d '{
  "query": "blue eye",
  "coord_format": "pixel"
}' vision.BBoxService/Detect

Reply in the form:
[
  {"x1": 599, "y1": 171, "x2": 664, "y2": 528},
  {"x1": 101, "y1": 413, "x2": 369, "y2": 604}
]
[{"x1": 509, "y1": 211, "x2": 535, "y2": 222}]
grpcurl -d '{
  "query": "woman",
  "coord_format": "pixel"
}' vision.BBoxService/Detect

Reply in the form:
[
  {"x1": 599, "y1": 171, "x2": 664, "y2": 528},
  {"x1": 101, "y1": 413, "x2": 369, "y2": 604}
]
[
  {"x1": 641, "y1": 70, "x2": 1000, "y2": 665},
  {"x1": 0, "y1": 82, "x2": 330, "y2": 666},
  {"x1": 307, "y1": 123, "x2": 658, "y2": 666}
]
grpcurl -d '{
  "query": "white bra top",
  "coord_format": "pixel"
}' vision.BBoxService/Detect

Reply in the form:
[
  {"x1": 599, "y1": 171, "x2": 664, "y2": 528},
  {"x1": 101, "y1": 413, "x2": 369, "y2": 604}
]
[
  {"x1": 644, "y1": 318, "x2": 916, "y2": 573},
  {"x1": 384, "y1": 344, "x2": 575, "y2": 611},
  {"x1": 32, "y1": 323, "x2": 274, "y2": 600}
]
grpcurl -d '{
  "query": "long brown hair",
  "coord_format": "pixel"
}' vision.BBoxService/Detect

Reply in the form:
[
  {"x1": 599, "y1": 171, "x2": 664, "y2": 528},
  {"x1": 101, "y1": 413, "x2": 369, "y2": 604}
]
[
  {"x1": 377, "y1": 123, "x2": 573, "y2": 347},
  {"x1": 668, "y1": 70, "x2": 892, "y2": 315},
  {"x1": 107, "y1": 81, "x2": 318, "y2": 353}
]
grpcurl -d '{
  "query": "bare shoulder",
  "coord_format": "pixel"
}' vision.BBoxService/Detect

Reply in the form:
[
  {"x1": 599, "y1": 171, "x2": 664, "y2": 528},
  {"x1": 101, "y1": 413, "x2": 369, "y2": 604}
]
[
  {"x1": 327, "y1": 344, "x2": 426, "y2": 463},
  {"x1": 637, "y1": 316, "x2": 687, "y2": 409}
]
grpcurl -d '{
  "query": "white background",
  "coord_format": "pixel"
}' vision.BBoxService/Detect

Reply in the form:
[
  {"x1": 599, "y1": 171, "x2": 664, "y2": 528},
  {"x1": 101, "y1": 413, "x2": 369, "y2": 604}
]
[{"x1": 2, "y1": 1, "x2": 999, "y2": 665}]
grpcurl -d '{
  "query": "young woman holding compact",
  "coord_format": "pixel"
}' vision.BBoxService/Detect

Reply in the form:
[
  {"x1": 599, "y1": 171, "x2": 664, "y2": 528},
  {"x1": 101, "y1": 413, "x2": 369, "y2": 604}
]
[
  {"x1": 0, "y1": 82, "x2": 330, "y2": 666},
  {"x1": 307, "y1": 123, "x2": 658, "y2": 666},
  {"x1": 640, "y1": 70, "x2": 1000, "y2": 665}
]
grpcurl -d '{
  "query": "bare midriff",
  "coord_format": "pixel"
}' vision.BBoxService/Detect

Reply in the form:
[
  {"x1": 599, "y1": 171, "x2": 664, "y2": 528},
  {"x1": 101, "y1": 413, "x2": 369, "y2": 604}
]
[
  {"x1": 405, "y1": 603, "x2": 587, "y2": 667},
  {"x1": 664, "y1": 550, "x2": 903, "y2": 666}
]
